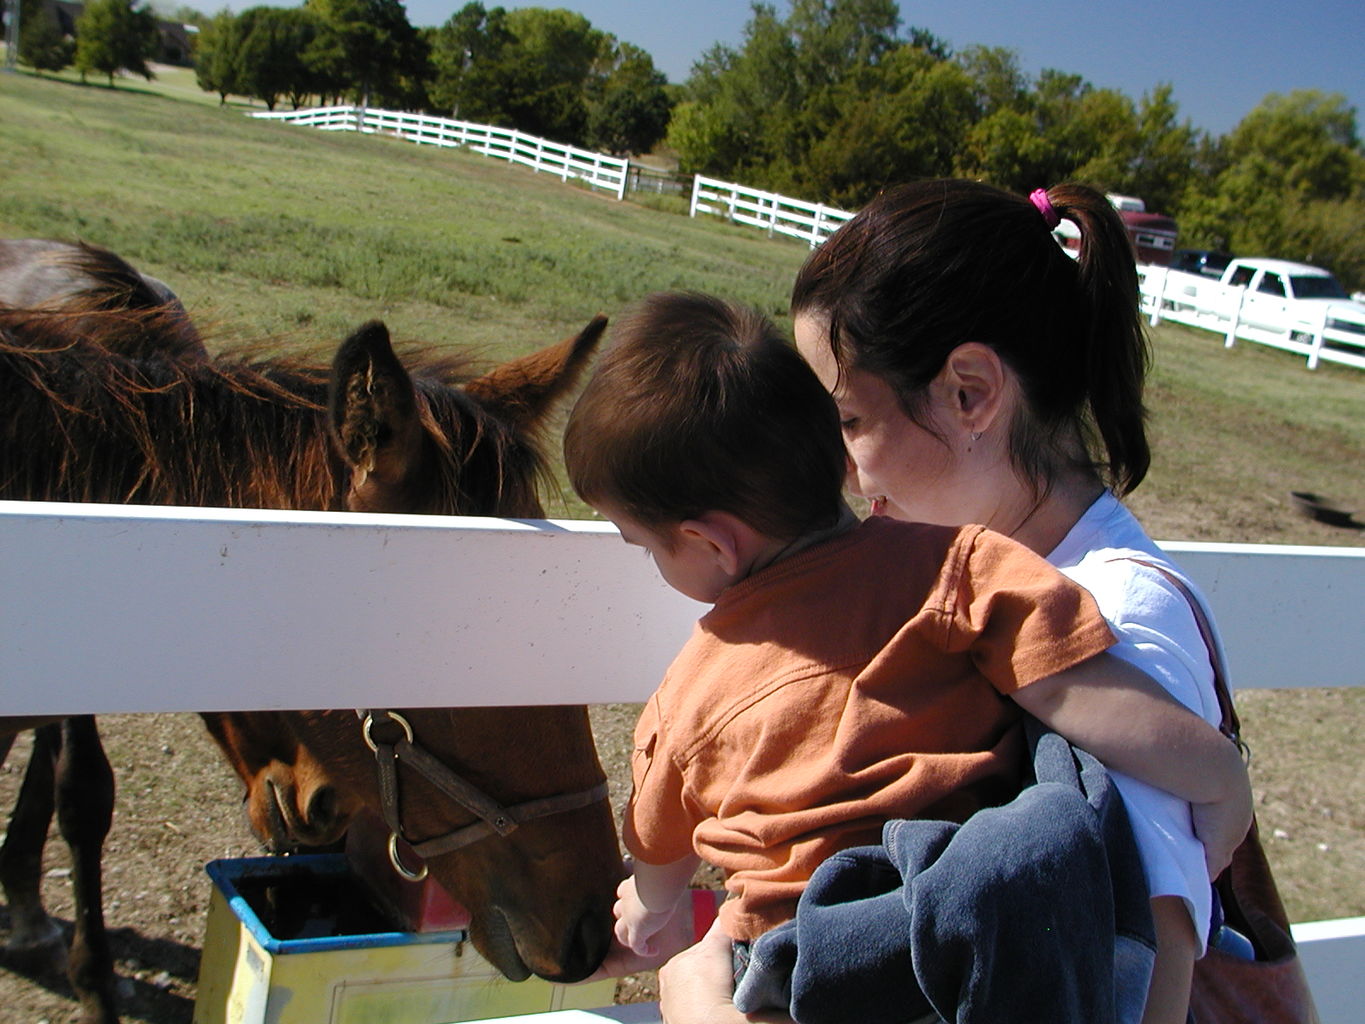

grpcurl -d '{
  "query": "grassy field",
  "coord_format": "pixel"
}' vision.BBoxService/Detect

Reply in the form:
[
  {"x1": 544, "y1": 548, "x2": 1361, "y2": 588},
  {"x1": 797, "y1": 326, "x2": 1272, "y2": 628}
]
[{"x1": 1, "y1": 67, "x2": 1362, "y2": 1022}]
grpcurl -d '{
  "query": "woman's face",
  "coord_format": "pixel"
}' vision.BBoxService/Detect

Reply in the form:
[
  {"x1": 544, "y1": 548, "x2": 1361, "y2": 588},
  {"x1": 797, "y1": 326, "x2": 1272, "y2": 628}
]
[{"x1": 794, "y1": 313, "x2": 968, "y2": 526}]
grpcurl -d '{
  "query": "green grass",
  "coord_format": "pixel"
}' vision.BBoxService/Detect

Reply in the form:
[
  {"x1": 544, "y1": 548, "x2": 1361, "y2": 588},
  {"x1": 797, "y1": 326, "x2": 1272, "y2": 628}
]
[
  {"x1": 0, "y1": 69, "x2": 806, "y2": 357},
  {"x1": 2, "y1": 70, "x2": 1363, "y2": 928}
]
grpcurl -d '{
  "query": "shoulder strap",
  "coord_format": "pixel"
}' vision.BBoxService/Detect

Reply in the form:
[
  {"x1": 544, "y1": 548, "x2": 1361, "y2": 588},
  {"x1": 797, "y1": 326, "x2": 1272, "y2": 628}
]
[{"x1": 1117, "y1": 558, "x2": 1244, "y2": 754}]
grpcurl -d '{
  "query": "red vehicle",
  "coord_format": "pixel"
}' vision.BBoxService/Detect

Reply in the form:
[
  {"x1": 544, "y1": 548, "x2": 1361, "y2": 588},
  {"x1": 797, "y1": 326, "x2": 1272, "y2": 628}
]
[{"x1": 1054, "y1": 194, "x2": 1178, "y2": 266}]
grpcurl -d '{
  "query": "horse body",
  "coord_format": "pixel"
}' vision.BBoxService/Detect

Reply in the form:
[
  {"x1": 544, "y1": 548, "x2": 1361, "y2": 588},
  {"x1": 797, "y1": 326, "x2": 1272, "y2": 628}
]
[
  {"x1": 0, "y1": 239, "x2": 204, "y2": 360},
  {"x1": 0, "y1": 294, "x2": 619, "y2": 1020}
]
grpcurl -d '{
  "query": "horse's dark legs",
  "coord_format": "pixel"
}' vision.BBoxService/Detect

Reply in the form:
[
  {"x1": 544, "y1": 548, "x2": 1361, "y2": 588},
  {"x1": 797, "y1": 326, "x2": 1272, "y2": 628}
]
[
  {"x1": 1, "y1": 723, "x2": 64, "y2": 952},
  {"x1": 55, "y1": 715, "x2": 119, "y2": 1024}
]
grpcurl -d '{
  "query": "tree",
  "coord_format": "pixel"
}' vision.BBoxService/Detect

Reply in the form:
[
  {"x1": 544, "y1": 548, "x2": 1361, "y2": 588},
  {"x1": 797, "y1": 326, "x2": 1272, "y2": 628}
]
[
  {"x1": 232, "y1": 7, "x2": 325, "y2": 110},
  {"x1": 666, "y1": 4, "x2": 798, "y2": 179},
  {"x1": 193, "y1": 9, "x2": 243, "y2": 103},
  {"x1": 427, "y1": 2, "x2": 517, "y2": 120},
  {"x1": 667, "y1": 1, "x2": 970, "y2": 201},
  {"x1": 74, "y1": 0, "x2": 159, "y2": 85},
  {"x1": 497, "y1": 6, "x2": 609, "y2": 144},
  {"x1": 1180, "y1": 91, "x2": 1365, "y2": 268},
  {"x1": 1122, "y1": 85, "x2": 1197, "y2": 214},
  {"x1": 303, "y1": 0, "x2": 425, "y2": 108},
  {"x1": 585, "y1": 42, "x2": 671, "y2": 155},
  {"x1": 956, "y1": 44, "x2": 1027, "y2": 118},
  {"x1": 18, "y1": 0, "x2": 74, "y2": 73},
  {"x1": 801, "y1": 46, "x2": 975, "y2": 205}
]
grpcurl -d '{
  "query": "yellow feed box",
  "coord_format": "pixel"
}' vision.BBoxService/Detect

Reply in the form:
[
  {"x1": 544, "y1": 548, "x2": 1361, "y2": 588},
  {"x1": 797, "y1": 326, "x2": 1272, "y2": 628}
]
[{"x1": 193, "y1": 856, "x2": 617, "y2": 1024}]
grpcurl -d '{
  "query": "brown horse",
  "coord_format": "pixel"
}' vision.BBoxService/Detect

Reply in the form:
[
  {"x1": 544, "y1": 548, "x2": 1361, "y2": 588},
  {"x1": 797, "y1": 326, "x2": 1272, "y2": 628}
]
[
  {"x1": 0, "y1": 238, "x2": 205, "y2": 360},
  {"x1": 0, "y1": 300, "x2": 621, "y2": 1021}
]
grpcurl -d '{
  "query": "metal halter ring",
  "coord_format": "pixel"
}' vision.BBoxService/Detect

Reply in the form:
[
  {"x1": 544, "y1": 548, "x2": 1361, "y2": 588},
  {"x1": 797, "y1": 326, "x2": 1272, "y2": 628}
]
[
  {"x1": 363, "y1": 710, "x2": 414, "y2": 752},
  {"x1": 388, "y1": 831, "x2": 429, "y2": 882}
]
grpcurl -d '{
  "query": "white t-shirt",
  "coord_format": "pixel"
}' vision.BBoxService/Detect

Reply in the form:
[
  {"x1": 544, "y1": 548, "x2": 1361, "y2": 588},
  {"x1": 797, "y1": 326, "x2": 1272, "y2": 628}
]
[{"x1": 1048, "y1": 491, "x2": 1224, "y2": 950}]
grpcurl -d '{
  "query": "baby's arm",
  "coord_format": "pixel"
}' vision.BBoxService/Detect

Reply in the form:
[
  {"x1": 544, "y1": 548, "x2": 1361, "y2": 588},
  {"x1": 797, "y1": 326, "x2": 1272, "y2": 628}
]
[
  {"x1": 1012, "y1": 651, "x2": 1251, "y2": 876},
  {"x1": 615, "y1": 853, "x2": 702, "y2": 956}
]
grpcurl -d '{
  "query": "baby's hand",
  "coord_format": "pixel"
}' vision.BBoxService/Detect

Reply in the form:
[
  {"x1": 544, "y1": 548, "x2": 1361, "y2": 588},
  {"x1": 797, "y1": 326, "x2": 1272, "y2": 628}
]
[{"x1": 613, "y1": 874, "x2": 683, "y2": 957}]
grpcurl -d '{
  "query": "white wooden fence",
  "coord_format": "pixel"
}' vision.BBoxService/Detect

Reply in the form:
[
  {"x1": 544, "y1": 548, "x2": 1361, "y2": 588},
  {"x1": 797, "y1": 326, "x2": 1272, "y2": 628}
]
[
  {"x1": 688, "y1": 175, "x2": 854, "y2": 248},
  {"x1": 1138, "y1": 265, "x2": 1365, "y2": 371},
  {"x1": 2, "y1": 500, "x2": 1362, "y2": 1023},
  {"x1": 252, "y1": 106, "x2": 631, "y2": 201}
]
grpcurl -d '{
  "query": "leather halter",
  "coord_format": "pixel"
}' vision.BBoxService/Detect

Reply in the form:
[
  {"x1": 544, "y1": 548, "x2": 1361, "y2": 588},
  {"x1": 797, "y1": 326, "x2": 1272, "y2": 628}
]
[{"x1": 359, "y1": 710, "x2": 610, "y2": 881}]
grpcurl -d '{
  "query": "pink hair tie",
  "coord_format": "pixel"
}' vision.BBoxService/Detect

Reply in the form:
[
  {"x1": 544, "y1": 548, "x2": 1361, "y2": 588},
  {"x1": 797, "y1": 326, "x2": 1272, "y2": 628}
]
[{"x1": 1029, "y1": 188, "x2": 1060, "y2": 229}]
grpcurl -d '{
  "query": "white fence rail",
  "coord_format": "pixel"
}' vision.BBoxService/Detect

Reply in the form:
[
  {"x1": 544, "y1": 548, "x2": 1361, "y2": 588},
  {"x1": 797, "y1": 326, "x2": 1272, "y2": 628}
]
[
  {"x1": 2, "y1": 500, "x2": 1362, "y2": 1022},
  {"x1": 689, "y1": 175, "x2": 854, "y2": 248},
  {"x1": 252, "y1": 106, "x2": 630, "y2": 201},
  {"x1": 1138, "y1": 265, "x2": 1365, "y2": 371}
]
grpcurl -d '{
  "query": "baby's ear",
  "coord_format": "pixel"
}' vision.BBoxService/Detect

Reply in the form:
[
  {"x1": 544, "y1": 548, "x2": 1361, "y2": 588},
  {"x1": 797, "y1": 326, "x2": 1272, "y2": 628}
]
[{"x1": 679, "y1": 512, "x2": 746, "y2": 577}]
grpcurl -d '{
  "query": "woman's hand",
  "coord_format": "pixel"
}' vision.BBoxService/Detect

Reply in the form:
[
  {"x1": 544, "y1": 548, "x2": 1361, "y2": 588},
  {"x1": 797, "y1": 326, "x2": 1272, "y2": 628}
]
[
  {"x1": 1191, "y1": 762, "x2": 1253, "y2": 878},
  {"x1": 659, "y1": 918, "x2": 794, "y2": 1024}
]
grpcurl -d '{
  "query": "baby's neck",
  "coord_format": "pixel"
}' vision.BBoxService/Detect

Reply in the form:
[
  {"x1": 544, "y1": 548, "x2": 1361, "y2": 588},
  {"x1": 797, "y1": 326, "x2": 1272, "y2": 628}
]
[{"x1": 745, "y1": 502, "x2": 859, "y2": 578}]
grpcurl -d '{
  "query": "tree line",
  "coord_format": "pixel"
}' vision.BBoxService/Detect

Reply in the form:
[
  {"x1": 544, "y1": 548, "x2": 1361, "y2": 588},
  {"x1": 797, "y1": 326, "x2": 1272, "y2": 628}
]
[
  {"x1": 669, "y1": 1, "x2": 1364, "y2": 287},
  {"x1": 192, "y1": 0, "x2": 673, "y2": 157},
  {"x1": 10, "y1": 0, "x2": 1364, "y2": 286},
  {"x1": 15, "y1": 0, "x2": 159, "y2": 84}
]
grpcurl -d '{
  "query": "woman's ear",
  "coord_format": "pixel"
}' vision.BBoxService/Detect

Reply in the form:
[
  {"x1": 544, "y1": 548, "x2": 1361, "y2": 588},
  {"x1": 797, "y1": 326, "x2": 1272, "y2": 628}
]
[{"x1": 938, "y1": 343, "x2": 1009, "y2": 435}]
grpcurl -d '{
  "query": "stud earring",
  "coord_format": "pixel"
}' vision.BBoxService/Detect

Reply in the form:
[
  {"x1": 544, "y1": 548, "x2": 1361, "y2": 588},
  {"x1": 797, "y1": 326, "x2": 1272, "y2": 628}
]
[{"x1": 970, "y1": 431, "x2": 982, "y2": 442}]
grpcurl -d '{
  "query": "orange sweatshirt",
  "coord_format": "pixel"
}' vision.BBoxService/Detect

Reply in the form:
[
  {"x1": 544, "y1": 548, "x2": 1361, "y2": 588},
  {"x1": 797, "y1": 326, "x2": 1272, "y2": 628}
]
[{"x1": 624, "y1": 517, "x2": 1116, "y2": 941}]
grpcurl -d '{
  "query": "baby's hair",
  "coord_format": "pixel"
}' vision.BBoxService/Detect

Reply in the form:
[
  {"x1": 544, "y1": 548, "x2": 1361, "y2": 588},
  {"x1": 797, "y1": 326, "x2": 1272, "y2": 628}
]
[
  {"x1": 564, "y1": 291, "x2": 846, "y2": 541},
  {"x1": 792, "y1": 179, "x2": 1150, "y2": 496}
]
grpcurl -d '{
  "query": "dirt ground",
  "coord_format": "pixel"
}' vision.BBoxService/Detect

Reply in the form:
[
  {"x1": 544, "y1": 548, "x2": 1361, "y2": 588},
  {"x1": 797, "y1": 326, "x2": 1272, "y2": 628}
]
[{"x1": 1, "y1": 692, "x2": 1361, "y2": 1023}]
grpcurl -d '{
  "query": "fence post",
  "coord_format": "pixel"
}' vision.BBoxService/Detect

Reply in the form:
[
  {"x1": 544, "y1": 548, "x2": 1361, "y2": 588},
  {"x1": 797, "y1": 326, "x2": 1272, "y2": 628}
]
[
  {"x1": 1306, "y1": 304, "x2": 1330, "y2": 371},
  {"x1": 1225, "y1": 287, "x2": 1249, "y2": 349},
  {"x1": 689, "y1": 176, "x2": 702, "y2": 219},
  {"x1": 1146, "y1": 266, "x2": 1167, "y2": 327},
  {"x1": 811, "y1": 205, "x2": 826, "y2": 247}
]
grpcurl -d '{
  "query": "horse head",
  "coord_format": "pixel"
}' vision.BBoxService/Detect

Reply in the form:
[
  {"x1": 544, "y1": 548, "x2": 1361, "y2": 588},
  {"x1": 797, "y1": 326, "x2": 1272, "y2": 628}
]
[
  {"x1": 209, "y1": 707, "x2": 621, "y2": 983},
  {"x1": 328, "y1": 316, "x2": 606, "y2": 516},
  {"x1": 199, "y1": 314, "x2": 621, "y2": 981},
  {"x1": 200, "y1": 711, "x2": 355, "y2": 852}
]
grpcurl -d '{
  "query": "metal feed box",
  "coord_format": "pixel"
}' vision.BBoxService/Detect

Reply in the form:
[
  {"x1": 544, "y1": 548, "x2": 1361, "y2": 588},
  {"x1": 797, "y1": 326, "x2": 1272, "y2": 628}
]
[{"x1": 193, "y1": 856, "x2": 616, "y2": 1024}]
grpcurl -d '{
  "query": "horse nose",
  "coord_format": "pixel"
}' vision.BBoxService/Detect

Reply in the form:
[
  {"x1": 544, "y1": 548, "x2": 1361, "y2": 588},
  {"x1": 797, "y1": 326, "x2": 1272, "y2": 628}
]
[
  {"x1": 305, "y1": 785, "x2": 341, "y2": 834},
  {"x1": 547, "y1": 905, "x2": 613, "y2": 984}
]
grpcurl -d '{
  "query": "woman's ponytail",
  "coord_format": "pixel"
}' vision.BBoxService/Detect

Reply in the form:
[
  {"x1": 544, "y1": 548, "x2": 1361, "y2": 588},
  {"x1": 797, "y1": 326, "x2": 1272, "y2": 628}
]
[{"x1": 1044, "y1": 184, "x2": 1151, "y2": 495}]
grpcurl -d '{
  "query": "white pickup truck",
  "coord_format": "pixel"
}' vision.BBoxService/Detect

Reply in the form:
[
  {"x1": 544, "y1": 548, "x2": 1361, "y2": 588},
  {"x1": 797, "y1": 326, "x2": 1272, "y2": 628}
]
[{"x1": 1160, "y1": 257, "x2": 1365, "y2": 348}]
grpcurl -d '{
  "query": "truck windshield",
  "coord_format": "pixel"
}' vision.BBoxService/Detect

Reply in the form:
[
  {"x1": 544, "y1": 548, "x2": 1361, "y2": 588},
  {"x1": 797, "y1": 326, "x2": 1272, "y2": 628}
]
[{"x1": 1291, "y1": 275, "x2": 1348, "y2": 299}]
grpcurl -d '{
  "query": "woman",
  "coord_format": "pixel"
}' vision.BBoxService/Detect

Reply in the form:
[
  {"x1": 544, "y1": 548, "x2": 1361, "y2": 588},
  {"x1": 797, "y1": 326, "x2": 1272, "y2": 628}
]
[{"x1": 615, "y1": 180, "x2": 1239, "y2": 1024}]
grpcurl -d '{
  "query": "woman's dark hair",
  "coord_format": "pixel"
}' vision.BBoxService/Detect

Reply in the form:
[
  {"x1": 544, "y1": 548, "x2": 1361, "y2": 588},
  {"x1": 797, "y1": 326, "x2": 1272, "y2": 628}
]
[
  {"x1": 791, "y1": 179, "x2": 1150, "y2": 496},
  {"x1": 563, "y1": 291, "x2": 847, "y2": 540}
]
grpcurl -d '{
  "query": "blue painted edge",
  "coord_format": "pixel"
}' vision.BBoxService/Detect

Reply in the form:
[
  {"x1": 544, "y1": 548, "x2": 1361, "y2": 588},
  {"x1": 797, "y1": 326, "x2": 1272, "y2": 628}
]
[{"x1": 204, "y1": 855, "x2": 469, "y2": 956}]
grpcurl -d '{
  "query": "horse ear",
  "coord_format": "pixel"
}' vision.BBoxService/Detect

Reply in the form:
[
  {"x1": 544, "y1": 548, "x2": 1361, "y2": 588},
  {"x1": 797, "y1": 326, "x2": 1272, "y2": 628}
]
[
  {"x1": 462, "y1": 315, "x2": 607, "y2": 429},
  {"x1": 329, "y1": 321, "x2": 425, "y2": 507}
]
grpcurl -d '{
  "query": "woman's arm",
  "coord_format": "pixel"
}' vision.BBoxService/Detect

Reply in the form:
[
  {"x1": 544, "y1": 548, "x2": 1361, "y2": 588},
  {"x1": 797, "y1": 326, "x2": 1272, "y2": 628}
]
[{"x1": 1012, "y1": 651, "x2": 1251, "y2": 874}]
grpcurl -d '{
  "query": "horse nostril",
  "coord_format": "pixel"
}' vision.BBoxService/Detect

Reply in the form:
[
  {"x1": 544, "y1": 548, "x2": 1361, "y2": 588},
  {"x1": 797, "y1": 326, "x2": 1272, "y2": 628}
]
[
  {"x1": 307, "y1": 786, "x2": 339, "y2": 829},
  {"x1": 556, "y1": 905, "x2": 612, "y2": 983}
]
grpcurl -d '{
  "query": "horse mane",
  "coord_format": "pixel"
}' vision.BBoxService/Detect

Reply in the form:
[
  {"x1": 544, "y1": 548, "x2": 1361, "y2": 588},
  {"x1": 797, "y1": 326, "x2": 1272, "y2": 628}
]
[{"x1": 0, "y1": 307, "x2": 551, "y2": 516}]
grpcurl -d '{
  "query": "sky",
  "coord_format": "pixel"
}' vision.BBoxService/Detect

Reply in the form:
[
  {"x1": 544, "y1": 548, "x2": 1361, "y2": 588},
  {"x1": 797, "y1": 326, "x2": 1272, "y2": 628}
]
[{"x1": 216, "y1": 0, "x2": 1365, "y2": 138}]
